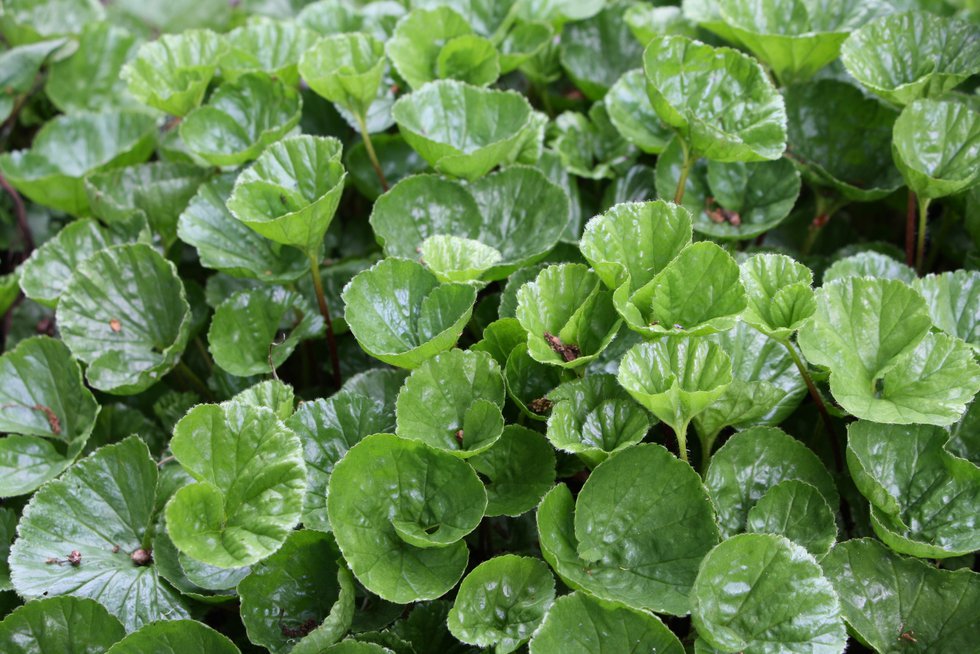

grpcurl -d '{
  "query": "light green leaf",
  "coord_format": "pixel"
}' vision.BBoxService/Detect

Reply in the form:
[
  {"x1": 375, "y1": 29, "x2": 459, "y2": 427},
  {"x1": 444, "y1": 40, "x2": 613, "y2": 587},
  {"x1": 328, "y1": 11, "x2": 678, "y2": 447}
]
[
  {"x1": 341, "y1": 258, "x2": 476, "y2": 369},
  {"x1": 559, "y1": 4, "x2": 644, "y2": 101},
  {"x1": 436, "y1": 34, "x2": 500, "y2": 87},
  {"x1": 227, "y1": 135, "x2": 346, "y2": 256},
  {"x1": 0, "y1": 597, "x2": 126, "y2": 653},
  {"x1": 448, "y1": 555, "x2": 554, "y2": 654},
  {"x1": 549, "y1": 104, "x2": 636, "y2": 180},
  {"x1": 45, "y1": 23, "x2": 138, "y2": 112},
  {"x1": 208, "y1": 286, "x2": 324, "y2": 377},
  {"x1": 238, "y1": 530, "x2": 354, "y2": 653},
  {"x1": 18, "y1": 220, "x2": 116, "y2": 308},
  {"x1": 468, "y1": 424, "x2": 555, "y2": 517},
  {"x1": 180, "y1": 74, "x2": 302, "y2": 167},
  {"x1": 516, "y1": 264, "x2": 621, "y2": 369},
  {"x1": 104, "y1": 620, "x2": 239, "y2": 653},
  {"x1": 822, "y1": 538, "x2": 980, "y2": 653},
  {"x1": 498, "y1": 21, "x2": 553, "y2": 73},
  {"x1": 914, "y1": 270, "x2": 980, "y2": 349},
  {"x1": 0, "y1": 38, "x2": 69, "y2": 120},
  {"x1": 783, "y1": 79, "x2": 902, "y2": 201},
  {"x1": 121, "y1": 29, "x2": 227, "y2": 116},
  {"x1": 892, "y1": 98, "x2": 980, "y2": 200},
  {"x1": 746, "y1": 480, "x2": 837, "y2": 559},
  {"x1": 643, "y1": 35, "x2": 787, "y2": 162},
  {"x1": 221, "y1": 20, "x2": 320, "y2": 87},
  {"x1": 395, "y1": 349, "x2": 505, "y2": 457},
  {"x1": 691, "y1": 534, "x2": 846, "y2": 654},
  {"x1": 847, "y1": 421, "x2": 980, "y2": 558},
  {"x1": 605, "y1": 69, "x2": 673, "y2": 154},
  {"x1": 177, "y1": 175, "x2": 308, "y2": 283},
  {"x1": 546, "y1": 374, "x2": 653, "y2": 468},
  {"x1": 327, "y1": 434, "x2": 486, "y2": 603},
  {"x1": 111, "y1": 0, "x2": 231, "y2": 34},
  {"x1": 822, "y1": 251, "x2": 916, "y2": 285},
  {"x1": 418, "y1": 235, "x2": 503, "y2": 285},
  {"x1": 529, "y1": 592, "x2": 683, "y2": 654},
  {"x1": 0, "y1": 0, "x2": 103, "y2": 45},
  {"x1": 704, "y1": 426, "x2": 839, "y2": 538},
  {"x1": 165, "y1": 402, "x2": 306, "y2": 568},
  {"x1": 537, "y1": 444, "x2": 721, "y2": 615},
  {"x1": 411, "y1": 0, "x2": 515, "y2": 37},
  {"x1": 740, "y1": 253, "x2": 815, "y2": 341},
  {"x1": 392, "y1": 80, "x2": 535, "y2": 180},
  {"x1": 301, "y1": 32, "x2": 386, "y2": 119},
  {"x1": 56, "y1": 244, "x2": 191, "y2": 395},
  {"x1": 0, "y1": 111, "x2": 157, "y2": 216},
  {"x1": 9, "y1": 437, "x2": 190, "y2": 631},
  {"x1": 841, "y1": 10, "x2": 980, "y2": 106}
]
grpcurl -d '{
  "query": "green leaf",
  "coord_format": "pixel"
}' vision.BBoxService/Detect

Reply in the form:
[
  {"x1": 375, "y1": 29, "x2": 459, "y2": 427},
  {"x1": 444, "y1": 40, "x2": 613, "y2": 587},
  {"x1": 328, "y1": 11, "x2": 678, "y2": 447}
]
[
  {"x1": 447, "y1": 555, "x2": 554, "y2": 653},
  {"x1": 468, "y1": 424, "x2": 555, "y2": 517},
  {"x1": 529, "y1": 592, "x2": 684, "y2": 654},
  {"x1": 704, "y1": 426, "x2": 839, "y2": 538},
  {"x1": 45, "y1": 23, "x2": 138, "y2": 113},
  {"x1": 341, "y1": 258, "x2": 476, "y2": 369},
  {"x1": 0, "y1": 336, "x2": 99, "y2": 497},
  {"x1": 537, "y1": 444, "x2": 720, "y2": 615},
  {"x1": 208, "y1": 286, "x2": 324, "y2": 377},
  {"x1": 395, "y1": 349, "x2": 505, "y2": 457},
  {"x1": 840, "y1": 10, "x2": 980, "y2": 106},
  {"x1": 301, "y1": 32, "x2": 386, "y2": 120},
  {"x1": 783, "y1": 79, "x2": 902, "y2": 201},
  {"x1": 0, "y1": 0, "x2": 104, "y2": 45},
  {"x1": 0, "y1": 597, "x2": 126, "y2": 653},
  {"x1": 914, "y1": 270, "x2": 980, "y2": 349},
  {"x1": 516, "y1": 264, "x2": 621, "y2": 369},
  {"x1": 286, "y1": 390, "x2": 395, "y2": 532},
  {"x1": 0, "y1": 508, "x2": 14, "y2": 590},
  {"x1": 436, "y1": 34, "x2": 500, "y2": 87},
  {"x1": 717, "y1": 0, "x2": 883, "y2": 84},
  {"x1": 745, "y1": 480, "x2": 837, "y2": 559},
  {"x1": 798, "y1": 277, "x2": 980, "y2": 425},
  {"x1": 320, "y1": 642, "x2": 391, "y2": 654},
  {"x1": 892, "y1": 98, "x2": 980, "y2": 200},
  {"x1": 340, "y1": 368, "x2": 409, "y2": 415},
  {"x1": 643, "y1": 35, "x2": 787, "y2": 162},
  {"x1": 419, "y1": 235, "x2": 503, "y2": 285},
  {"x1": 697, "y1": 157, "x2": 802, "y2": 240},
  {"x1": 18, "y1": 220, "x2": 116, "y2": 308},
  {"x1": 177, "y1": 175, "x2": 308, "y2": 283},
  {"x1": 392, "y1": 80, "x2": 535, "y2": 180},
  {"x1": 56, "y1": 244, "x2": 191, "y2": 395},
  {"x1": 503, "y1": 344, "x2": 566, "y2": 421},
  {"x1": 0, "y1": 38, "x2": 69, "y2": 120},
  {"x1": 740, "y1": 253, "x2": 816, "y2": 341},
  {"x1": 104, "y1": 620, "x2": 239, "y2": 653},
  {"x1": 0, "y1": 110, "x2": 157, "y2": 216},
  {"x1": 846, "y1": 421, "x2": 980, "y2": 558},
  {"x1": 605, "y1": 69, "x2": 673, "y2": 154},
  {"x1": 110, "y1": 0, "x2": 231, "y2": 34},
  {"x1": 121, "y1": 29, "x2": 228, "y2": 116},
  {"x1": 238, "y1": 530, "x2": 355, "y2": 653},
  {"x1": 180, "y1": 73, "x2": 302, "y2": 167},
  {"x1": 549, "y1": 104, "x2": 636, "y2": 180},
  {"x1": 498, "y1": 21, "x2": 553, "y2": 73},
  {"x1": 822, "y1": 251, "x2": 916, "y2": 285},
  {"x1": 559, "y1": 4, "x2": 644, "y2": 101},
  {"x1": 617, "y1": 337, "x2": 732, "y2": 438},
  {"x1": 165, "y1": 402, "x2": 306, "y2": 568},
  {"x1": 691, "y1": 533, "x2": 846, "y2": 654},
  {"x1": 822, "y1": 538, "x2": 980, "y2": 653},
  {"x1": 221, "y1": 20, "x2": 320, "y2": 87},
  {"x1": 411, "y1": 0, "x2": 515, "y2": 37},
  {"x1": 371, "y1": 168, "x2": 568, "y2": 282},
  {"x1": 9, "y1": 437, "x2": 190, "y2": 631},
  {"x1": 327, "y1": 433, "x2": 486, "y2": 603},
  {"x1": 546, "y1": 374, "x2": 654, "y2": 468}
]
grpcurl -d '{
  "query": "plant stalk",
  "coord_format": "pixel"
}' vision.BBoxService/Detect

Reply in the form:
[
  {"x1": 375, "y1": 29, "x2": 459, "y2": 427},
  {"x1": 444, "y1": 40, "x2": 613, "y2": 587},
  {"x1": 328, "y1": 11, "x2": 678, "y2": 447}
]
[
  {"x1": 915, "y1": 196, "x2": 932, "y2": 274},
  {"x1": 0, "y1": 173, "x2": 33, "y2": 253},
  {"x1": 356, "y1": 114, "x2": 388, "y2": 192},
  {"x1": 783, "y1": 340, "x2": 843, "y2": 471},
  {"x1": 673, "y1": 141, "x2": 693, "y2": 205},
  {"x1": 905, "y1": 189, "x2": 916, "y2": 268},
  {"x1": 675, "y1": 420, "x2": 690, "y2": 464},
  {"x1": 309, "y1": 254, "x2": 343, "y2": 389}
]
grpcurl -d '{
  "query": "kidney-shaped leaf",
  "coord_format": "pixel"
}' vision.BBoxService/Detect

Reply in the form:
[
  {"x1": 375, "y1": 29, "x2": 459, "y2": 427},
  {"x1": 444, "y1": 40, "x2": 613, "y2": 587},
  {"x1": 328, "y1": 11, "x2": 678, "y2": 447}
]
[
  {"x1": 18, "y1": 220, "x2": 117, "y2": 308},
  {"x1": 221, "y1": 20, "x2": 319, "y2": 87},
  {"x1": 300, "y1": 32, "x2": 386, "y2": 119},
  {"x1": 0, "y1": 596, "x2": 126, "y2": 654},
  {"x1": 468, "y1": 424, "x2": 556, "y2": 518},
  {"x1": 740, "y1": 253, "x2": 815, "y2": 341},
  {"x1": 165, "y1": 402, "x2": 307, "y2": 568},
  {"x1": 327, "y1": 433, "x2": 487, "y2": 603},
  {"x1": 746, "y1": 480, "x2": 837, "y2": 559},
  {"x1": 104, "y1": 620, "x2": 239, "y2": 654}
]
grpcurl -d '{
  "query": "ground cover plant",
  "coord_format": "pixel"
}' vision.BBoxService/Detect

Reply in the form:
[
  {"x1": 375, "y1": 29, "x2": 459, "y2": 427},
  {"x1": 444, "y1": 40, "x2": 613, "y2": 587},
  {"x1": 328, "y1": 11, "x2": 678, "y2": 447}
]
[{"x1": 0, "y1": 0, "x2": 978, "y2": 652}]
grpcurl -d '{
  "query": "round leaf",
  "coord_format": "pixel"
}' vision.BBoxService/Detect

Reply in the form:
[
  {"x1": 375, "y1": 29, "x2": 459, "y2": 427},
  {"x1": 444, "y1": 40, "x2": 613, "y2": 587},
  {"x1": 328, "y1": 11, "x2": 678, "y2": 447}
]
[
  {"x1": 221, "y1": 20, "x2": 319, "y2": 87},
  {"x1": 104, "y1": 620, "x2": 239, "y2": 654},
  {"x1": 45, "y1": 22, "x2": 139, "y2": 113},
  {"x1": 468, "y1": 424, "x2": 556, "y2": 517},
  {"x1": 606, "y1": 69, "x2": 673, "y2": 154},
  {"x1": 746, "y1": 480, "x2": 837, "y2": 559},
  {"x1": 740, "y1": 253, "x2": 816, "y2": 341},
  {"x1": 0, "y1": 597, "x2": 125, "y2": 653},
  {"x1": 18, "y1": 220, "x2": 115, "y2": 308},
  {"x1": 300, "y1": 32, "x2": 387, "y2": 118},
  {"x1": 385, "y1": 7, "x2": 478, "y2": 89}
]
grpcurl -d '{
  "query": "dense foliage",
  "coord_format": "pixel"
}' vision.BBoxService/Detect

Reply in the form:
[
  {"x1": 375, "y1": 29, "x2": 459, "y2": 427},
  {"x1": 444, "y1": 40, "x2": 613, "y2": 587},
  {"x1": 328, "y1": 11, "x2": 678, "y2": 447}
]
[{"x1": 0, "y1": 0, "x2": 978, "y2": 652}]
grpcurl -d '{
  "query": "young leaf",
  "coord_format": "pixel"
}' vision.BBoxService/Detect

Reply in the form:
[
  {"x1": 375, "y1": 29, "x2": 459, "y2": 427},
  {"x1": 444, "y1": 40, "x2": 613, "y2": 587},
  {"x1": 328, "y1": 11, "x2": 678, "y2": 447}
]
[
  {"x1": 165, "y1": 402, "x2": 307, "y2": 568},
  {"x1": 840, "y1": 10, "x2": 980, "y2": 106},
  {"x1": 605, "y1": 69, "x2": 673, "y2": 154},
  {"x1": 180, "y1": 73, "x2": 303, "y2": 167},
  {"x1": 846, "y1": 421, "x2": 980, "y2": 558},
  {"x1": 435, "y1": 34, "x2": 500, "y2": 87},
  {"x1": 418, "y1": 235, "x2": 503, "y2": 285},
  {"x1": 18, "y1": 219, "x2": 116, "y2": 308},
  {"x1": 238, "y1": 530, "x2": 354, "y2": 653},
  {"x1": 395, "y1": 349, "x2": 505, "y2": 457},
  {"x1": 56, "y1": 243, "x2": 191, "y2": 395},
  {"x1": 559, "y1": 4, "x2": 644, "y2": 101},
  {"x1": 0, "y1": 337, "x2": 99, "y2": 497},
  {"x1": 745, "y1": 480, "x2": 837, "y2": 559},
  {"x1": 392, "y1": 80, "x2": 535, "y2": 180},
  {"x1": 529, "y1": 592, "x2": 683, "y2": 654},
  {"x1": 447, "y1": 555, "x2": 555, "y2": 653},
  {"x1": 549, "y1": 104, "x2": 636, "y2": 180},
  {"x1": 327, "y1": 433, "x2": 487, "y2": 603},
  {"x1": 822, "y1": 539, "x2": 980, "y2": 653},
  {"x1": 643, "y1": 35, "x2": 787, "y2": 162},
  {"x1": 516, "y1": 264, "x2": 621, "y2": 369},
  {"x1": 341, "y1": 258, "x2": 477, "y2": 369},
  {"x1": 104, "y1": 620, "x2": 239, "y2": 653},
  {"x1": 504, "y1": 344, "x2": 567, "y2": 422},
  {"x1": 0, "y1": 597, "x2": 126, "y2": 653},
  {"x1": 300, "y1": 33, "x2": 387, "y2": 119},
  {"x1": 221, "y1": 19, "x2": 320, "y2": 87},
  {"x1": 227, "y1": 135, "x2": 347, "y2": 257},
  {"x1": 121, "y1": 29, "x2": 228, "y2": 116},
  {"x1": 9, "y1": 437, "x2": 190, "y2": 631},
  {"x1": 822, "y1": 251, "x2": 916, "y2": 285},
  {"x1": 914, "y1": 270, "x2": 980, "y2": 349},
  {"x1": 536, "y1": 444, "x2": 720, "y2": 615},
  {"x1": 691, "y1": 534, "x2": 846, "y2": 654},
  {"x1": 45, "y1": 23, "x2": 138, "y2": 113},
  {"x1": 468, "y1": 424, "x2": 556, "y2": 517},
  {"x1": 740, "y1": 253, "x2": 815, "y2": 341},
  {"x1": 0, "y1": 110, "x2": 157, "y2": 216}
]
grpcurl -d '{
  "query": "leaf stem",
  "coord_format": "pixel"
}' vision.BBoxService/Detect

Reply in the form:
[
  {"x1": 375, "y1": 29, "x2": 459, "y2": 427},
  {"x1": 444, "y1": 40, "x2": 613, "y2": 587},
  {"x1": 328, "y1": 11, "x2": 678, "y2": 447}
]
[
  {"x1": 673, "y1": 140, "x2": 693, "y2": 205},
  {"x1": 176, "y1": 361, "x2": 213, "y2": 401},
  {"x1": 309, "y1": 253, "x2": 343, "y2": 389},
  {"x1": 675, "y1": 420, "x2": 690, "y2": 464},
  {"x1": 355, "y1": 114, "x2": 388, "y2": 192},
  {"x1": 0, "y1": 173, "x2": 33, "y2": 253},
  {"x1": 699, "y1": 432, "x2": 718, "y2": 475},
  {"x1": 782, "y1": 340, "x2": 843, "y2": 471},
  {"x1": 905, "y1": 189, "x2": 916, "y2": 268},
  {"x1": 915, "y1": 196, "x2": 932, "y2": 274}
]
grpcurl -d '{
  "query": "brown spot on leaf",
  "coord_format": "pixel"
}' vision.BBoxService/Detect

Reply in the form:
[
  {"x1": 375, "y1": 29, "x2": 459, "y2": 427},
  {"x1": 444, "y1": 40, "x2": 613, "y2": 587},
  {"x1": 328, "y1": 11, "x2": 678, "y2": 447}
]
[
  {"x1": 130, "y1": 548, "x2": 152, "y2": 566},
  {"x1": 33, "y1": 404, "x2": 61, "y2": 435},
  {"x1": 109, "y1": 319, "x2": 122, "y2": 333},
  {"x1": 67, "y1": 550, "x2": 81, "y2": 566},
  {"x1": 454, "y1": 429, "x2": 464, "y2": 446},
  {"x1": 528, "y1": 397, "x2": 553, "y2": 414},
  {"x1": 543, "y1": 331, "x2": 580, "y2": 362}
]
